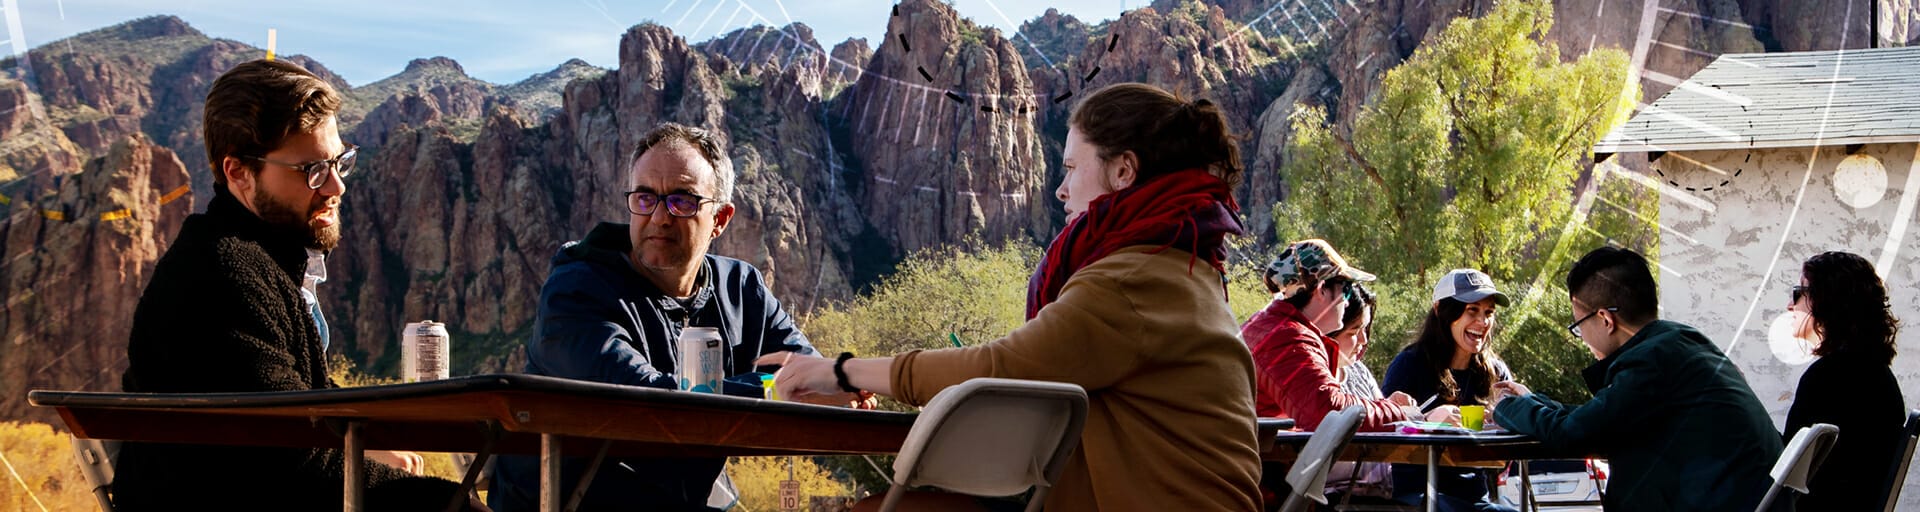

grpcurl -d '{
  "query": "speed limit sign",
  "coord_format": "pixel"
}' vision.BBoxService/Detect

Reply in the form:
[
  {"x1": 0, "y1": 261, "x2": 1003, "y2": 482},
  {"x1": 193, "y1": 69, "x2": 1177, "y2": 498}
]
[{"x1": 778, "y1": 480, "x2": 801, "y2": 511}]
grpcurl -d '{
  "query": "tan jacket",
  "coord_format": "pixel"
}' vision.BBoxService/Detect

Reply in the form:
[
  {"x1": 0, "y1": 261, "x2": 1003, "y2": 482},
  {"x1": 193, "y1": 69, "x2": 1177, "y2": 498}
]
[{"x1": 890, "y1": 247, "x2": 1262, "y2": 511}]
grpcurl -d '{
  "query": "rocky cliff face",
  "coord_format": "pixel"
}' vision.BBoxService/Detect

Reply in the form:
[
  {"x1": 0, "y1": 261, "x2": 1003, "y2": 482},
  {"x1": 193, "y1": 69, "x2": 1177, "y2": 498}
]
[
  {"x1": 839, "y1": 0, "x2": 1049, "y2": 257},
  {"x1": 0, "y1": 134, "x2": 192, "y2": 426},
  {"x1": 3, "y1": 3, "x2": 1914, "y2": 423}
]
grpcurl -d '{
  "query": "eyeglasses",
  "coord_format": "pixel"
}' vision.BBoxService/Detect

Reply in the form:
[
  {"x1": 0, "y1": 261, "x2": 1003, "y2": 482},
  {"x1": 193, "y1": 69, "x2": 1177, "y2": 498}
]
[
  {"x1": 240, "y1": 144, "x2": 358, "y2": 190},
  {"x1": 1567, "y1": 307, "x2": 1619, "y2": 338},
  {"x1": 626, "y1": 191, "x2": 717, "y2": 218},
  {"x1": 1790, "y1": 285, "x2": 1808, "y2": 304}
]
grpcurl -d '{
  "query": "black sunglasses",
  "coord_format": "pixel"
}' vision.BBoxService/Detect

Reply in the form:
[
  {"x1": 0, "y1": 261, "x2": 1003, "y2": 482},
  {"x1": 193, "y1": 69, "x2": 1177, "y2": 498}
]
[
  {"x1": 1567, "y1": 307, "x2": 1619, "y2": 338},
  {"x1": 626, "y1": 191, "x2": 717, "y2": 218},
  {"x1": 1790, "y1": 285, "x2": 1808, "y2": 304},
  {"x1": 240, "y1": 144, "x2": 358, "y2": 190}
]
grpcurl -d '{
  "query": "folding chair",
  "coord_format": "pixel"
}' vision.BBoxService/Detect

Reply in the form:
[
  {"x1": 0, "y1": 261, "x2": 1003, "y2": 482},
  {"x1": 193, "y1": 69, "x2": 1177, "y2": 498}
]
[
  {"x1": 1277, "y1": 405, "x2": 1367, "y2": 512},
  {"x1": 1880, "y1": 409, "x2": 1920, "y2": 512},
  {"x1": 879, "y1": 378, "x2": 1089, "y2": 512},
  {"x1": 1756, "y1": 423, "x2": 1839, "y2": 512}
]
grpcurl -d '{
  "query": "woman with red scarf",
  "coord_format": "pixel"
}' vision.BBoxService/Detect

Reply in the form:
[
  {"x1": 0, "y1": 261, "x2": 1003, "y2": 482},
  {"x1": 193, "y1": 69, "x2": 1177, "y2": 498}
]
[{"x1": 764, "y1": 82, "x2": 1261, "y2": 511}]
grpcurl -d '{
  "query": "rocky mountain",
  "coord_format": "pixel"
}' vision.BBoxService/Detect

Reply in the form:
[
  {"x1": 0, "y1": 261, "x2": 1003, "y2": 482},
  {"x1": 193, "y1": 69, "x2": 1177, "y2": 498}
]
[
  {"x1": 2, "y1": 1, "x2": 1914, "y2": 425},
  {"x1": 500, "y1": 58, "x2": 609, "y2": 120}
]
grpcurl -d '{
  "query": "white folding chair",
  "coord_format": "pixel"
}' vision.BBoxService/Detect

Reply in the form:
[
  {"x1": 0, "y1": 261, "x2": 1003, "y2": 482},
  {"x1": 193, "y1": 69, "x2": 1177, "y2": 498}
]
[
  {"x1": 1881, "y1": 409, "x2": 1920, "y2": 512},
  {"x1": 1756, "y1": 423, "x2": 1839, "y2": 512},
  {"x1": 878, "y1": 378, "x2": 1089, "y2": 512},
  {"x1": 70, "y1": 438, "x2": 118, "y2": 512},
  {"x1": 1278, "y1": 405, "x2": 1367, "y2": 512}
]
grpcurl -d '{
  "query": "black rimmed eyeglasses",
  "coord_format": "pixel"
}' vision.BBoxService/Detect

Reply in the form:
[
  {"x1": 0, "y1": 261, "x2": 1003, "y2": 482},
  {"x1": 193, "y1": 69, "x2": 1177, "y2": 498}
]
[
  {"x1": 626, "y1": 191, "x2": 718, "y2": 218},
  {"x1": 1567, "y1": 306, "x2": 1619, "y2": 338},
  {"x1": 239, "y1": 144, "x2": 358, "y2": 190}
]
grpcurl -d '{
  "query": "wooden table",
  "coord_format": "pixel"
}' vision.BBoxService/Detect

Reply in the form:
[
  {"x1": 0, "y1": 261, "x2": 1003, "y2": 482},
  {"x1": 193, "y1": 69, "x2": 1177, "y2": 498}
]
[
  {"x1": 31, "y1": 374, "x2": 921, "y2": 512},
  {"x1": 32, "y1": 374, "x2": 1300, "y2": 512},
  {"x1": 1267, "y1": 430, "x2": 1578, "y2": 512}
]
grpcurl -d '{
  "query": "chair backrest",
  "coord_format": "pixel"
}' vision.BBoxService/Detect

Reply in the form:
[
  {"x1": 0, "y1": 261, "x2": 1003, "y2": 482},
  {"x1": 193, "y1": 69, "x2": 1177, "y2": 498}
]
[
  {"x1": 1882, "y1": 409, "x2": 1920, "y2": 512},
  {"x1": 888, "y1": 378, "x2": 1089, "y2": 499},
  {"x1": 1279, "y1": 405, "x2": 1366, "y2": 512},
  {"x1": 70, "y1": 437, "x2": 118, "y2": 512},
  {"x1": 1756, "y1": 423, "x2": 1840, "y2": 512}
]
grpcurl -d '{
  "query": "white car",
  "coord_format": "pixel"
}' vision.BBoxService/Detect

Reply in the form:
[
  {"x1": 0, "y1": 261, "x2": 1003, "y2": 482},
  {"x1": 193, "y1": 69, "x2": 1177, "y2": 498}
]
[{"x1": 1495, "y1": 459, "x2": 1607, "y2": 510}]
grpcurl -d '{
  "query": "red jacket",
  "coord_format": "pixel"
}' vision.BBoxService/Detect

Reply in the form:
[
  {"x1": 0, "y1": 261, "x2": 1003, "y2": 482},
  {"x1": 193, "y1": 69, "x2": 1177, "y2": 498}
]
[{"x1": 1241, "y1": 299, "x2": 1408, "y2": 431}]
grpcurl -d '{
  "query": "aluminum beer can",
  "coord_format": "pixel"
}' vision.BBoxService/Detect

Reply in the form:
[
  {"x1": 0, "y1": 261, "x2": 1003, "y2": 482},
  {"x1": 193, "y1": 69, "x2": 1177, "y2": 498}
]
[
  {"x1": 676, "y1": 327, "x2": 724, "y2": 393},
  {"x1": 401, "y1": 320, "x2": 451, "y2": 382}
]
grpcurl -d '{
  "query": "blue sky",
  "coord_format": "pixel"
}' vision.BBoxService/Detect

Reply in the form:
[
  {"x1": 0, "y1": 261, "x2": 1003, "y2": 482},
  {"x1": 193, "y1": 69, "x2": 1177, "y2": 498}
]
[{"x1": 3, "y1": 0, "x2": 1139, "y2": 86}]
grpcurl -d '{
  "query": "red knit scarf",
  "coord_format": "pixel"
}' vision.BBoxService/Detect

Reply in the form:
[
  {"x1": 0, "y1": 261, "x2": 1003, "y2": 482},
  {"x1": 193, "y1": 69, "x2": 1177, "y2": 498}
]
[{"x1": 1026, "y1": 169, "x2": 1245, "y2": 319}]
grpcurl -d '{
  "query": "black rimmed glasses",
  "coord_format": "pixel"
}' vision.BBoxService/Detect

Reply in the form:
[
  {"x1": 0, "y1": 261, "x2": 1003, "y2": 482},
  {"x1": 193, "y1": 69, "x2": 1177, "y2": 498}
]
[
  {"x1": 240, "y1": 144, "x2": 358, "y2": 190},
  {"x1": 1567, "y1": 306, "x2": 1619, "y2": 338},
  {"x1": 626, "y1": 191, "x2": 717, "y2": 218}
]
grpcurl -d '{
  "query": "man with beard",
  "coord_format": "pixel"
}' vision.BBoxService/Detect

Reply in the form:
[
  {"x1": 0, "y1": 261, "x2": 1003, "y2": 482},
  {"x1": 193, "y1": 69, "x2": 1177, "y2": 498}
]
[
  {"x1": 115, "y1": 60, "x2": 481, "y2": 511},
  {"x1": 488, "y1": 123, "x2": 850, "y2": 511}
]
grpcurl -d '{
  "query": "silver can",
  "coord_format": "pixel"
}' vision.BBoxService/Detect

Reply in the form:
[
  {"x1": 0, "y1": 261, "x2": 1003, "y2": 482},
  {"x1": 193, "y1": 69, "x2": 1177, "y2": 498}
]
[
  {"x1": 401, "y1": 320, "x2": 450, "y2": 382},
  {"x1": 676, "y1": 327, "x2": 724, "y2": 393}
]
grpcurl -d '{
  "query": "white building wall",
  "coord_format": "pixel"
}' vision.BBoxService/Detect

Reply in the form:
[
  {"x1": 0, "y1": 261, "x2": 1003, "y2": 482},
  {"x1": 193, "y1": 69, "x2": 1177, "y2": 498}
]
[{"x1": 1656, "y1": 142, "x2": 1920, "y2": 507}]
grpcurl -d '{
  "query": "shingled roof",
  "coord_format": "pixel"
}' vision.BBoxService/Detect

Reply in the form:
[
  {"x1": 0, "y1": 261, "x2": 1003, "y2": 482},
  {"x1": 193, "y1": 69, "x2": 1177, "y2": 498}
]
[{"x1": 1594, "y1": 45, "x2": 1920, "y2": 154}]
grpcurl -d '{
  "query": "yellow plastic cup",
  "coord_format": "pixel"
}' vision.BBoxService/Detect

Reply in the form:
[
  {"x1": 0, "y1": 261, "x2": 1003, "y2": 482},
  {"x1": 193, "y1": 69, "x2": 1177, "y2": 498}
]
[
  {"x1": 1461, "y1": 405, "x2": 1486, "y2": 431},
  {"x1": 761, "y1": 374, "x2": 780, "y2": 401}
]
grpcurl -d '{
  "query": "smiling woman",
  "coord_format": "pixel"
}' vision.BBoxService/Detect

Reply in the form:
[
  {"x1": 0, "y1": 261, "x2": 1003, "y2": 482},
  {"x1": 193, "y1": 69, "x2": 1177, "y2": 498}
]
[{"x1": 1380, "y1": 268, "x2": 1518, "y2": 512}]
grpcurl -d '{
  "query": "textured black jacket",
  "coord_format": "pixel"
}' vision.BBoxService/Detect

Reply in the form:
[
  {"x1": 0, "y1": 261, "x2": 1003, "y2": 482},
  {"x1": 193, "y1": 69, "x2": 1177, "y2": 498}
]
[
  {"x1": 1783, "y1": 348, "x2": 1906, "y2": 511},
  {"x1": 115, "y1": 188, "x2": 458, "y2": 511}
]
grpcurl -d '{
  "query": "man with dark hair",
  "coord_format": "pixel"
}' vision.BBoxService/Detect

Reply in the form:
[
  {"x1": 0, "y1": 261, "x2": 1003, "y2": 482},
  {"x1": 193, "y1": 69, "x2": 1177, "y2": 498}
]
[
  {"x1": 1492, "y1": 246, "x2": 1782, "y2": 512},
  {"x1": 117, "y1": 59, "x2": 479, "y2": 510},
  {"x1": 488, "y1": 122, "x2": 841, "y2": 511}
]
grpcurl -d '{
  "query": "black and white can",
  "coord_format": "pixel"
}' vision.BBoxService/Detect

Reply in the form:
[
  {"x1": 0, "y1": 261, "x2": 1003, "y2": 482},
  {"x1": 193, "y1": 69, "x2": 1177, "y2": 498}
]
[{"x1": 401, "y1": 321, "x2": 450, "y2": 382}]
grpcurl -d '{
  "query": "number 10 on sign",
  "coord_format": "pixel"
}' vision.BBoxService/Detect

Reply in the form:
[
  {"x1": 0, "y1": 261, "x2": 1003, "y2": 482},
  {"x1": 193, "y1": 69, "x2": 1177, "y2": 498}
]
[{"x1": 779, "y1": 480, "x2": 800, "y2": 511}]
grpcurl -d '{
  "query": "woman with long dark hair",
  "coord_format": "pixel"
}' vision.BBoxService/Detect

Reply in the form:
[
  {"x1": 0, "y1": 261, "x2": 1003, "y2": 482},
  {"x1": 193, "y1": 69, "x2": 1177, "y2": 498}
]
[
  {"x1": 763, "y1": 82, "x2": 1261, "y2": 511},
  {"x1": 1783, "y1": 251, "x2": 1906, "y2": 511},
  {"x1": 1382, "y1": 269, "x2": 1517, "y2": 512}
]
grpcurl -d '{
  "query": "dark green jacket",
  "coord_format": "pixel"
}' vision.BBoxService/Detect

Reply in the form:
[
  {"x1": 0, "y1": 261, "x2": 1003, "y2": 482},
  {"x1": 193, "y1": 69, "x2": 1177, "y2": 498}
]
[{"x1": 1493, "y1": 320, "x2": 1782, "y2": 512}]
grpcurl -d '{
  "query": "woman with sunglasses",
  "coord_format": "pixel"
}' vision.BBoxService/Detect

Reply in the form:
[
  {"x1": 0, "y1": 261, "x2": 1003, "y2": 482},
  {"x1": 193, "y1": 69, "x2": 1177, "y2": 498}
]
[{"x1": 1782, "y1": 251, "x2": 1906, "y2": 511}]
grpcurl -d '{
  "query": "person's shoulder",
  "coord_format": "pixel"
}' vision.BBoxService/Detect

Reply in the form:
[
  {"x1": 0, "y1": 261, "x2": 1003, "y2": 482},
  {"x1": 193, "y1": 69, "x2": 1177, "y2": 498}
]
[
  {"x1": 1079, "y1": 247, "x2": 1219, "y2": 290},
  {"x1": 541, "y1": 256, "x2": 629, "y2": 300}
]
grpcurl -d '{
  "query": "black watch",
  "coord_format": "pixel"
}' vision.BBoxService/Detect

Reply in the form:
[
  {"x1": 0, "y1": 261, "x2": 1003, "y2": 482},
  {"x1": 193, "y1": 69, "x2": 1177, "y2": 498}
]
[{"x1": 833, "y1": 352, "x2": 861, "y2": 393}]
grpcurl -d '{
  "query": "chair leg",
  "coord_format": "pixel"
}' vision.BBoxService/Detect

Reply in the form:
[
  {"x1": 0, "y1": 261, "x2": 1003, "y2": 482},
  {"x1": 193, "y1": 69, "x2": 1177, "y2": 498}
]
[
  {"x1": 877, "y1": 484, "x2": 907, "y2": 512},
  {"x1": 1023, "y1": 486, "x2": 1051, "y2": 512}
]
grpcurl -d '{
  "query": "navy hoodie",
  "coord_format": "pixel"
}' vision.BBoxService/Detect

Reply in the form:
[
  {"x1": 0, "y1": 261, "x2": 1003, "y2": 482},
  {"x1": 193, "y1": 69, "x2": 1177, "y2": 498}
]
[{"x1": 490, "y1": 222, "x2": 817, "y2": 511}]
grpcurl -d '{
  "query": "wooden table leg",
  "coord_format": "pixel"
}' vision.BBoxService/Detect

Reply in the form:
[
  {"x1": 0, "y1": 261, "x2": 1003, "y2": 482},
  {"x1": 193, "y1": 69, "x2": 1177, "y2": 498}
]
[
  {"x1": 345, "y1": 421, "x2": 364, "y2": 512},
  {"x1": 541, "y1": 433, "x2": 562, "y2": 512},
  {"x1": 446, "y1": 420, "x2": 501, "y2": 512},
  {"x1": 565, "y1": 439, "x2": 613, "y2": 512}
]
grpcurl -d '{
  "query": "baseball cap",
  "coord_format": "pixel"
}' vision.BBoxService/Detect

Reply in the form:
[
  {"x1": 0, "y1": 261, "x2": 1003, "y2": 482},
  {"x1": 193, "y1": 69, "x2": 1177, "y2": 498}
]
[
  {"x1": 1432, "y1": 268, "x2": 1510, "y2": 306},
  {"x1": 1266, "y1": 239, "x2": 1377, "y2": 297}
]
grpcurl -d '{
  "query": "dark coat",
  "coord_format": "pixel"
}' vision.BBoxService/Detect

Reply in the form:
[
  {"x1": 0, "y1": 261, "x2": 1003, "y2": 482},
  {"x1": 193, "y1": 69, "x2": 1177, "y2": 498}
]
[
  {"x1": 489, "y1": 222, "x2": 816, "y2": 512},
  {"x1": 1494, "y1": 320, "x2": 1783, "y2": 512},
  {"x1": 1783, "y1": 348, "x2": 1906, "y2": 511},
  {"x1": 115, "y1": 189, "x2": 459, "y2": 511}
]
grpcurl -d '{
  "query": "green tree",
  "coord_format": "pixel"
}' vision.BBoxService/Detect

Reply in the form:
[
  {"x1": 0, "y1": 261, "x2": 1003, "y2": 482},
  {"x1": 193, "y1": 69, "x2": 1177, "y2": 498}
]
[{"x1": 1278, "y1": 0, "x2": 1652, "y2": 401}]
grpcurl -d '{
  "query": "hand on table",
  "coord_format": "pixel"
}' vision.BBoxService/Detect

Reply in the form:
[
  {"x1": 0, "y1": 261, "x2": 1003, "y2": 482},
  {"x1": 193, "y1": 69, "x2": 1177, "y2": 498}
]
[
  {"x1": 1387, "y1": 391, "x2": 1416, "y2": 408},
  {"x1": 1491, "y1": 380, "x2": 1531, "y2": 410},
  {"x1": 368, "y1": 449, "x2": 424, "y2": 475},
  {"x1": 755, "y1": 352, "x2": 853, "y2": 405},
  {"x1": 1424, "y1": 405, "x2": 1463, "y2": 426}
]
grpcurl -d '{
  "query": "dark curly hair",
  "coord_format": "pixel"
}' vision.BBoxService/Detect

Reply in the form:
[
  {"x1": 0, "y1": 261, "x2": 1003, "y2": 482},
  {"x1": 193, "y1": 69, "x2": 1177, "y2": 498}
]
[{"x1": 1802, "y1": 251, "x2": 1899, "y2": 364}]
